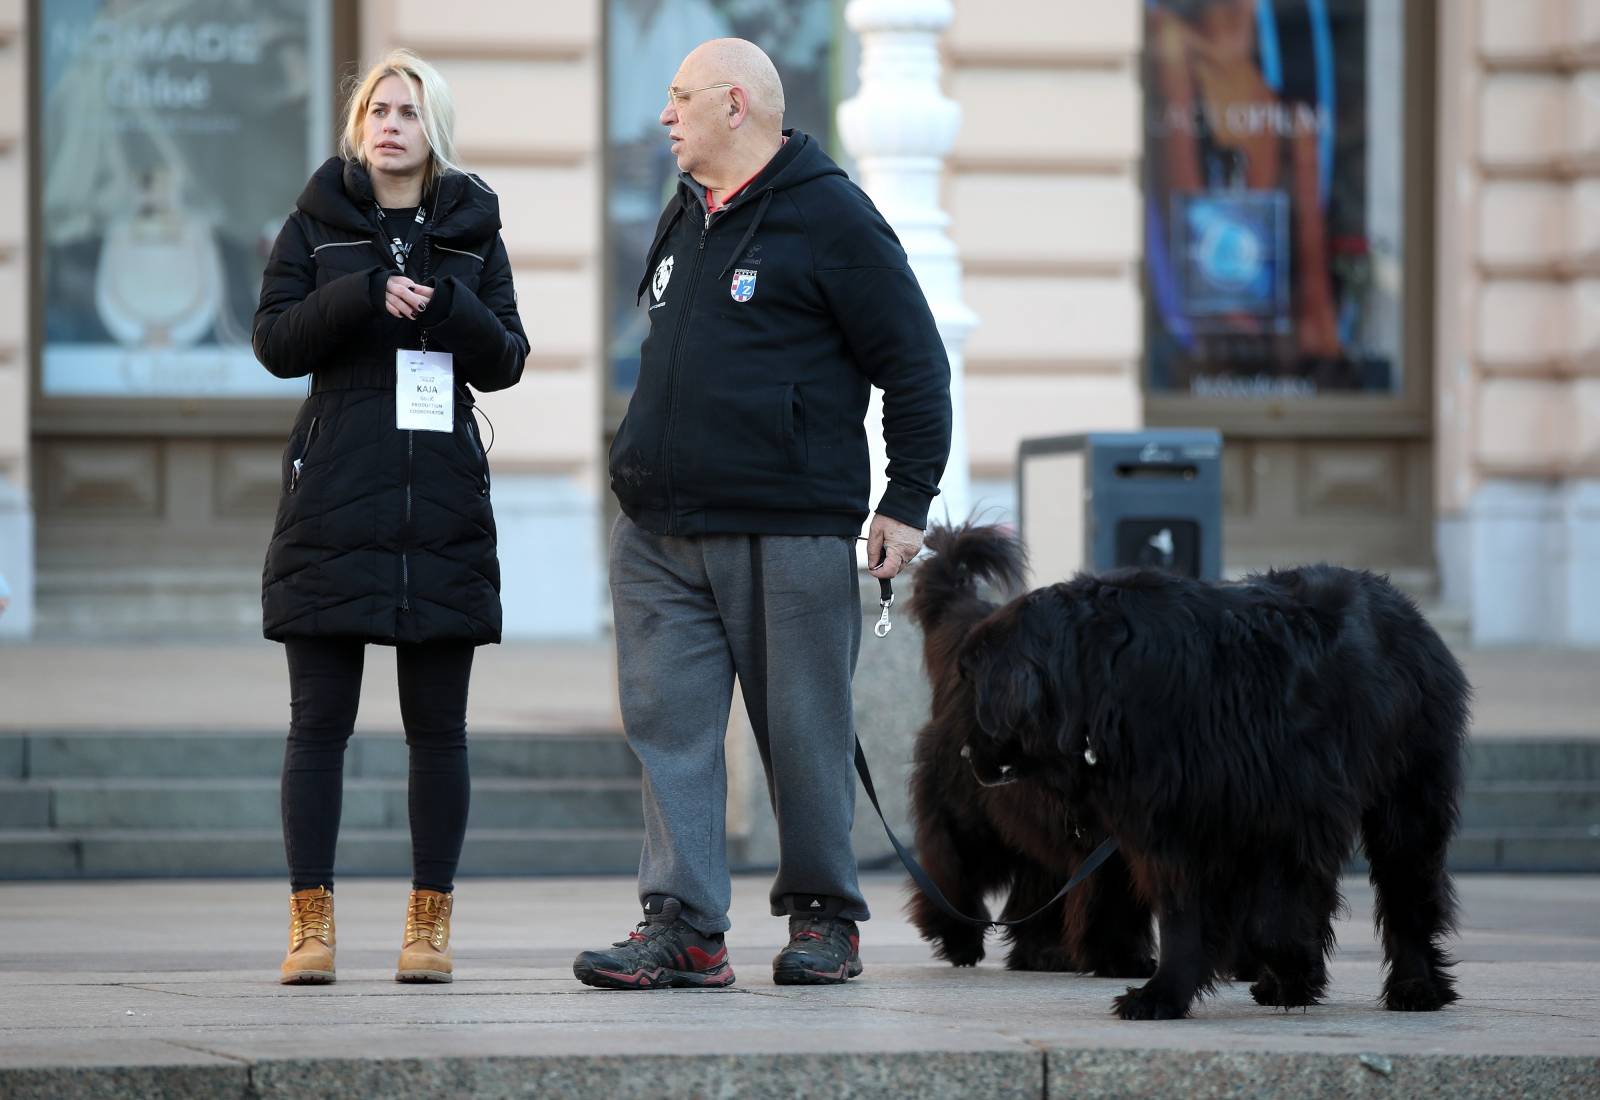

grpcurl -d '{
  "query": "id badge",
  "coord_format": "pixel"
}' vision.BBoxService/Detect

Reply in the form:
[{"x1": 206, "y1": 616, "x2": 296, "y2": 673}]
[{"x1": 396, "y1": 349, "x2": 454, "y2": 432}]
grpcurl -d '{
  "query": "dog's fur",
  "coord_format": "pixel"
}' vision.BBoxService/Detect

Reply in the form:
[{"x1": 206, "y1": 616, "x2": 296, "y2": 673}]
[{"x1": 906, "y1": 524, "x2": 1469, "y2": 1020}]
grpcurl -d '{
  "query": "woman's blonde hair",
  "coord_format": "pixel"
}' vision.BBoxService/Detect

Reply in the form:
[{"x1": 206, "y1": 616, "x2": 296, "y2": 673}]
[{"x1": 340, "y1": 49, "x2": 460, "y2": 189}]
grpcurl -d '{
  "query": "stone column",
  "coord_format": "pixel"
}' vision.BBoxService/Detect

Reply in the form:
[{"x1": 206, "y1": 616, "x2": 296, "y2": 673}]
[
  {"x1": 838, "y1": 0, "x2": 975, "y2": 527},
  {"x1": 835, "y1": 0, "x2": 975, "y2": 866}
]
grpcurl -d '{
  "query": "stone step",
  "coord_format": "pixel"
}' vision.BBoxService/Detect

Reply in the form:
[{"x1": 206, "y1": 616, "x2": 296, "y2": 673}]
[
  {"x1": 10, "y1": 733, "x2": 1594, "y2": 782},
  {"x1": 1459, "y1": 782, "x2": 1600, "y2": 830},
  {"x1": 0, "y1": 730, "x2": 639, "y2": 781},
  {"x1": 34, "y1": 567, "x2": 264, "y2": 639},
  {"x1": 1464, "y1": 739, "x2": 1600, "y2": 782},
  {"x1": 1445, "y1": 827, "x2": 1600, "y2": 872},
  {"x1": 0, "y1": 827, "x2": 645, "y2": 880},
  {"x1": 1416, "y1": 602, "x2": 1471, "y2": 652},
  {"x1": 6, "y1": 777, "x2": 1587, "y2": 850},
  {"x1": 0, "y1": 777, "x2": 644, "y2": 831}
]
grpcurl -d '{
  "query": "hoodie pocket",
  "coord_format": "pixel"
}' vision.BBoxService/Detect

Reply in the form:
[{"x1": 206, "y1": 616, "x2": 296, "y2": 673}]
[{"x1": 780, "y1": 383, "x2": 808, "y2": 471}]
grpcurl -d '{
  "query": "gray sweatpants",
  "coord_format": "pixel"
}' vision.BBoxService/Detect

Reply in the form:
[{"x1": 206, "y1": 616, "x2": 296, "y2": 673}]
[{"x1": 609, "y1": 513, "x2": 869, "y2": 935}]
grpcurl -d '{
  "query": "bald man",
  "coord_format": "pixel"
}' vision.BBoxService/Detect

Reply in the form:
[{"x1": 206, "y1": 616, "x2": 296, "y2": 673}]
[{"x1": 574, "y1": 38, "x2": 951, "y2": 990}]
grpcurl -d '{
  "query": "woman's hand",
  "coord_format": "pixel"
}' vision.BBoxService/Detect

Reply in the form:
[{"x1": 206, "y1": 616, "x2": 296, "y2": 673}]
[{"x1": 385, "y1": 276, "x2": 434, "y2": 320}]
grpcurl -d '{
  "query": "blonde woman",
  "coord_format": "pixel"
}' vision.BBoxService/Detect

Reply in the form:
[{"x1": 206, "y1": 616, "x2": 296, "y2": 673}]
[{"x1": 253, "y1": 49, "x2": 527, "y2": 985}]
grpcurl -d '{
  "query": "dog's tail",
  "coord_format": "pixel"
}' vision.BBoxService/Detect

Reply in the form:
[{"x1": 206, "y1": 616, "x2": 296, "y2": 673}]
[{"x1": 910, "y1": 523, "x2": 1029, "y2": 637}]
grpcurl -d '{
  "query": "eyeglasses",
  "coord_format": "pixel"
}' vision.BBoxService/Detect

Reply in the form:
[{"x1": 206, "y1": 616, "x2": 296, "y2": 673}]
[{"x1": 667, "y1": 82, "x2": 733, "y2": 106}]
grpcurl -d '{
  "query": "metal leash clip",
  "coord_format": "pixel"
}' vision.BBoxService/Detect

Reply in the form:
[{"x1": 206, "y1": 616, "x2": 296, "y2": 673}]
[{"x1": 875, "y1": 577, "x2": 894, "y2": 638}]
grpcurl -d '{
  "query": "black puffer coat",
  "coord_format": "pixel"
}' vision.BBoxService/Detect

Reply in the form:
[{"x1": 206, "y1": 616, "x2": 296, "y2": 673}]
[{"x1": 254, "y1": 157, "x2": 528, "y2": 645}]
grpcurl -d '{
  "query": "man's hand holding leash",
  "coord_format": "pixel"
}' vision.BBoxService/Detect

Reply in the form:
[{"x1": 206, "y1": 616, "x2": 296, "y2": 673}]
[{"x1": 866, "y1": 513, "x2": 923, "y2": 579}]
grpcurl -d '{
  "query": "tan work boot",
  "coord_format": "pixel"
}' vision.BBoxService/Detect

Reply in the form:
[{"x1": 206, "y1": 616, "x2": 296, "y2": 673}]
[
  {"x1": 280, "y1": 885, "x2": 336, "y2": 984},
  {"x1": 395, "y1": 888, "x2": 454, "y2": 983}
]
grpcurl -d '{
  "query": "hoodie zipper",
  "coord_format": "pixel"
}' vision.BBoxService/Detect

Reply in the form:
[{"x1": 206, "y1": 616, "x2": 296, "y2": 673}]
[{"x1": 660, "y1": 209, "x2": 713, "y2": 535}]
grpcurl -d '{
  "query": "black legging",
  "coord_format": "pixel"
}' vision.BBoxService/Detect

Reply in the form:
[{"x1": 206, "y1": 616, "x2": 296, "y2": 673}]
[{"x1": 282, "y1": 638, "x2": 474, "y2": 893}]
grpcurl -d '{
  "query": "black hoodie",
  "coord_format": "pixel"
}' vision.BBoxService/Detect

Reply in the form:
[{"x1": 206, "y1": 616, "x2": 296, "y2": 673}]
[
  {"x1": 253, "y1": 157, "x2": 528, "y2": 645},
  {"x1": 609, "y1": 131, "x2": 952, "y2": 536}
]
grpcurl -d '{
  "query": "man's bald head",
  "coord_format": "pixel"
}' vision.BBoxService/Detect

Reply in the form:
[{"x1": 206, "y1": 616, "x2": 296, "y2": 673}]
[
  {"x1": 661, "y1": 37, "x2": 787, "y2": 187},
  {"x1": 683, "y1": 38, "x2": 785, "y2": 125}
]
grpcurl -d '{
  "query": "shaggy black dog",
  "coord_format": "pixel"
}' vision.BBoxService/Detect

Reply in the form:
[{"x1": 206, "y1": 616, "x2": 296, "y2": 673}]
[
  {"x1": 906, "y1": 524, "x2": 1469, "y2": 1020},
  {"x1": 906, "y1": 526, "x2": 1158, "y2": 980}
]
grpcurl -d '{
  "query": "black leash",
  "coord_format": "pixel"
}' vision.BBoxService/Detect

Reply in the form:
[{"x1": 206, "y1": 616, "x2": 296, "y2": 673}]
[
  {"x1": 853, "y1": 737, "x2": 1119, "y2": 929},
  {"x1": 856, "y1": 571, "x2": 1120, "y2": 930},
  {"x1": 874, "y1": 576, "x2": 894, "y2": 637}
]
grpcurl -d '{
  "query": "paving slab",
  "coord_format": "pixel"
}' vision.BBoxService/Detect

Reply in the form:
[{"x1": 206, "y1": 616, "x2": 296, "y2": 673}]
[{"x1": 1, "y1": 873, "x2": 1597, "y2": 1099}]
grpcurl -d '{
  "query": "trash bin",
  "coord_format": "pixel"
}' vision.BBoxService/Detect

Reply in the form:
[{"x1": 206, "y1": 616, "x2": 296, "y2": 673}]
[{"x1": 1016, "y1": 429, "x2": 1223, "y2": 583}]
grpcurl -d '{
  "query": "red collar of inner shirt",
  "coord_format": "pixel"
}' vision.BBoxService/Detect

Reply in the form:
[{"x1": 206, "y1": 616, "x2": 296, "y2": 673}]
[
  {"x1": 706, "y1": 136, "x2": 788, "y2": 214},
  {"x1": 707, "y1": 170, "x2": 761, "y2": 214}
]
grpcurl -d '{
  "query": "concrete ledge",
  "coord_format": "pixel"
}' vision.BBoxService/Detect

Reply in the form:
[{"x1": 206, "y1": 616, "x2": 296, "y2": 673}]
[
  {"x1": 5, "y1": 1043, "x2": 1597, "y2": 1100},
  {"x1": 247, "y1": 1046, "x2": 1042, "y2": 1100},
  {"x1": 0, "y1": 1044, "x2": 1043, "y2": 1100},
  {"x1": 2, "y1": 1065, "x2": 249, "y2": 1100},
  {"x1": 1045, "y1": 1048, "x2": 1600, "y2": 1100}
]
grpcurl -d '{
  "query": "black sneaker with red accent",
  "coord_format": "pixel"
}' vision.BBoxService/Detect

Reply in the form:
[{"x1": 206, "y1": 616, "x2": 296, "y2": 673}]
[
  {"x1": 773, "y1": 909, "x2": 863, "y2": 986},
  {"x1": 572, "y1": 896, "x2": 735, "y2": 990}
]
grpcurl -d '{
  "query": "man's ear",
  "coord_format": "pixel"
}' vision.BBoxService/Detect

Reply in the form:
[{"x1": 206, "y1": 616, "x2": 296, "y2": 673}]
[{"x1": 727, "y1": 85, "x2": 749, "y2": 128}]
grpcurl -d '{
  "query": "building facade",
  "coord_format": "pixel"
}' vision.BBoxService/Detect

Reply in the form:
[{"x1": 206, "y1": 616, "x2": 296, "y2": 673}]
[{"x1": 0, "y1": 0, "x2": 1595, "y2": 647}]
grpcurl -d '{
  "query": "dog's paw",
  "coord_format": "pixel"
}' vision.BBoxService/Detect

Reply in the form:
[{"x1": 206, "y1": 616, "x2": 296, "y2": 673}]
[
  {"x1": 1248, "y1": 974, "x2": 1280, "y2": 1006},
  {"x1": 1005, "y1": 946, "x2": 1075, "y2": 972},
  {"x1": 936, "y1": 939, "x2": 986, "y2": 968},
  {"x1": 1383, "y1": 975, "x2": 1459, "y2": 1012},
  {"x1": 1111, "y1": 984, "x2": 1190, "y2": 1021},
  {"x1": 1250, "y1": 974, "x2": 1322, "y2": 1010},
  {"x1": 1090, "y1": 954, "x2": 1158, "y2": 980}
]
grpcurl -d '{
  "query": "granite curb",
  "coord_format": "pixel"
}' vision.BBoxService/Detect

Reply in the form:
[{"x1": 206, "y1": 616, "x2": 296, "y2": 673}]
[{"x1": 5, "y1": 1044, "x2": 1597, "y2": 1100}]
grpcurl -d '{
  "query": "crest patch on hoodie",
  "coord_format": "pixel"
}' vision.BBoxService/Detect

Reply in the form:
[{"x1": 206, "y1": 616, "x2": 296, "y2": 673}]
[
  {"x1": 652, "y1": 255, "x2": 674, "y2": 302},
  {"x1": 730, "y1": 268, "x2": 758, "y2": 303}
]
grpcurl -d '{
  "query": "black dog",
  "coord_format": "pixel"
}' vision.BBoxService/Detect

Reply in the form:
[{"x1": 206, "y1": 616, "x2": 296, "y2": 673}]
[
  {"x1": 907, "y1": 524, "x2": 1469, "y2": 1020},
  {"x1": 905, "y1": 524, "x2": 1158, "y2": 980}
]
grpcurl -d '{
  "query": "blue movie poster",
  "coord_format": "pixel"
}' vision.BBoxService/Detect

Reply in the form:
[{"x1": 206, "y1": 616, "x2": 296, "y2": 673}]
[{"x1": 1173, "y1": 190, "x2": 1290, "y2": 329}]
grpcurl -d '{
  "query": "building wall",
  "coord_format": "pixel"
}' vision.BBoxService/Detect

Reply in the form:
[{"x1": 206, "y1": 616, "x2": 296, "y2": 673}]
[
  {"x1": 945, "y1": 0, "x2": 1144, "y2": 517},
  {"x1": 0, "y1": 0, "x2": 31, "y2": 637},
  {"x1": 361, "y1": 0, "x2": 607, "y2": 636},
  {"x1": 1436, "y1": 0, "x2": 1600, "y2": 644},
  {"x1": 3, "y1": 0, "x2": 1595, "y2": 646}
]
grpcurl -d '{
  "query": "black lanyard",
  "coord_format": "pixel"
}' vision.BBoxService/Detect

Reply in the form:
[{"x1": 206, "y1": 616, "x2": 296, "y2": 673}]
[{"x1": 375, "y1": 203, "x2": 428, "y2": 271}]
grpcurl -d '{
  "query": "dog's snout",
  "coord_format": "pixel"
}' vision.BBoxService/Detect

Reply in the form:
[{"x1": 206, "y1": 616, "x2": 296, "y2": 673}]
[{"x1": 960, "y1": 744, "x2": 972, "y2": 760}]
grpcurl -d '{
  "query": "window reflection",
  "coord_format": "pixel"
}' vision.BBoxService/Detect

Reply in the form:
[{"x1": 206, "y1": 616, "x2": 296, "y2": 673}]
[
  {"x1": 1143, "y1": 0, "x2": 1404, "y2": 396},
  {"x1": 605, "y1": 0, "x2": 840, "y2": 406}
]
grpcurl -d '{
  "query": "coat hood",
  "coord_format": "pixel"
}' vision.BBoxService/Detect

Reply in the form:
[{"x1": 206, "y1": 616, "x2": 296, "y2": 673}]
[
  {"x1": 295, "y1": 156, "x2": 503, "y2": 245},
  {"x1": 675, "y1": 130, "x2": 845, "y2": 210}
]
